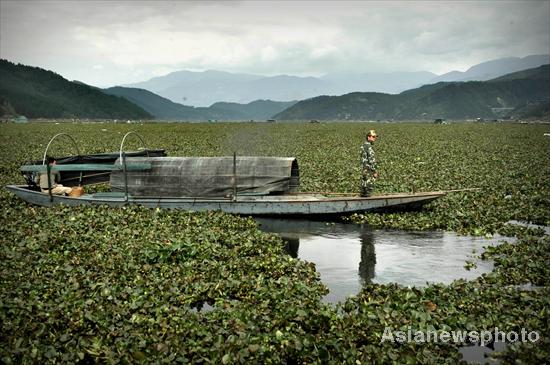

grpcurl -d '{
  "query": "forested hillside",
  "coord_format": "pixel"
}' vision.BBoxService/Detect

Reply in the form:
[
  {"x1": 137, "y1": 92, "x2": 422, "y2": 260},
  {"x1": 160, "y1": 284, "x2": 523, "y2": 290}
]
[
  {"x1": 275, "y1": 65, "x2": 550, "y2": 120},
  {"x1": 207, "y1": 100, "x2": 297, "y2": 120},
  {"x1": 103, "y1": 87, "x2": 203, "y2": 120},
  {"x1": 0, "y1": 60, "x2": 152, "y2": 119},
  {"x1": 105, "y1": 86, "x2": 296, "y2": 120},
  {"x1": 2, "y1": 58, "x2": 548, "y2": 121}
]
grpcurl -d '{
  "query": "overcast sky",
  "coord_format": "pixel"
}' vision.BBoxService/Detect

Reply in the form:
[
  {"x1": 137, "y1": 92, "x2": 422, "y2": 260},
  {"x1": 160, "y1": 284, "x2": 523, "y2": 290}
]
[{"x1": 1, "y1": 0, "x2": 549, "y2": 87}]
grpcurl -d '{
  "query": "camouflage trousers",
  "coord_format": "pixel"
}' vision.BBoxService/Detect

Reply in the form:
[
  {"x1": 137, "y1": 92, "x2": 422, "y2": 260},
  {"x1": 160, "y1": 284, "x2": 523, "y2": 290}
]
[{"x1": 360, "y1": 171, "x2": 376, "y2": 197}]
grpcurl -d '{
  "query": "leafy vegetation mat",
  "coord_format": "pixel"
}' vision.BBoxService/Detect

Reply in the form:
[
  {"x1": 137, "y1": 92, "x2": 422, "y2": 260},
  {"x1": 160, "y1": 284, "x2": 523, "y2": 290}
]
[{"x1": 1, "y1": 122, "x2": 548, "y2": 363}]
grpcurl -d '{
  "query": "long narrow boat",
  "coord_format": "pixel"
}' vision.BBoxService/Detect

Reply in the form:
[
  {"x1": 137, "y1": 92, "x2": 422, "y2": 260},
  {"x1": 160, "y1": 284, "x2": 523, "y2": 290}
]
[
  {"x1": 5, "y1": 132, "x2": 450, "y2": 217},
  {"x1": 5, "y1": 185, "x2": 447, "y2": 216}
]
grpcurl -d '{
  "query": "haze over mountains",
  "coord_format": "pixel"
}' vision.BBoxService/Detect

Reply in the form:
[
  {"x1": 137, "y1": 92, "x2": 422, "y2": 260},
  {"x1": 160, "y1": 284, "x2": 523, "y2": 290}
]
[
  {"x1": 126, "y1": 55, "x2": 550, "y2": 107},
  {"x1": 0, "y1": 59, "x2": 295, "y2": 121},
  {"x1": 431, "y1": 55, "x2": 550, "y2": 82},
  {"x1": 102, "y1": 86, "x2": 296, "y2": 121},
  {"x1": 275, "y1": 64, "x2": 550, "y2": 121},
  {"x1": 127, "y1": 71, "x2": 328, "y2": 108},
  {"x1": 1, "y1": 55, "x2": 549, "y2": 121}
]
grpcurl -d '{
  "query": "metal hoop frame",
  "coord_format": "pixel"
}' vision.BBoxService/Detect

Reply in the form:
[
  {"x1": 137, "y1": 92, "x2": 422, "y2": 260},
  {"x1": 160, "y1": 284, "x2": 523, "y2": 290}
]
[
  {"x1": 119, "y1": 131, "x2": 149, "y2": 164},
  {"x1": 42, "y1": 133, "x2": 81, "y2": 165}
]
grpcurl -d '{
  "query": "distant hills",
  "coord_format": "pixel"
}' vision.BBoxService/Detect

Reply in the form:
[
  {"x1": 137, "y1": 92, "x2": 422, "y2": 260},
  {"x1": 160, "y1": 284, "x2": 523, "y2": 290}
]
[
  {"x1": 274, "y1": 65, "x2": 550, "y2": 121},
  {"x1": 1, "y1": 57, "x2": 549, "y2": 121},
  {"x1": 103, "y1": 87, "x2": 296, "y2": 121},
  {"x1": 431, "y1": 55, "x2": 550, "y2": 83},
  {"x1": 127, "y1": 70, "x2": 330, "y2": 107},
  {"x1": 126, "y1": 70, "x2": 439, "y2": 107},
  {"x1": 125, "y1": 55, "x2": 550, "y2": 107},
  {"x1": 206, "y1": 100, "x2": 297, "y2": 121},
  {"x1": 321, "y1": 71, "x2": 437, "y2": 96},
  {"x1": 103, "y1": 86, "x2": 202, "y2": 120},
  {"x1": 0, "y1": 60, "x2": 294, "y2": 121},
  {"x1": 0, "y1": 59, "x2": 152, "y2": 120}
]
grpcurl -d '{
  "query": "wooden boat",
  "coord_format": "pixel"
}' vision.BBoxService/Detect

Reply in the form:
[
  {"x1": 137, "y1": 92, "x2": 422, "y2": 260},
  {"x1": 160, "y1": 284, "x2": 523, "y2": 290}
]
[
  {"x1": 5, "y1": 185, "x2": 447, "y2": 216},
  {"x1": 6, "y1": 132, "x2": 450, "y2": 217}
]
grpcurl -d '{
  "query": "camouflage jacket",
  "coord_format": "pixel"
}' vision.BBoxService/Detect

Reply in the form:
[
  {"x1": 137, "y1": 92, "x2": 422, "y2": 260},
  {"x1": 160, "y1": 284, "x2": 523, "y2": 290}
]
[{"x1": 360, "y1": 141, "x2": 377, "y2": 173}]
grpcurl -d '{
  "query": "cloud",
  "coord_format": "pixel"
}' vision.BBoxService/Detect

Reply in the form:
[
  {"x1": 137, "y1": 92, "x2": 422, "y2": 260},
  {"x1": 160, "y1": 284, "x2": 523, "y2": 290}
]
[{"x1": 1, "y1": 0, "x2": 548, "y2": 86}]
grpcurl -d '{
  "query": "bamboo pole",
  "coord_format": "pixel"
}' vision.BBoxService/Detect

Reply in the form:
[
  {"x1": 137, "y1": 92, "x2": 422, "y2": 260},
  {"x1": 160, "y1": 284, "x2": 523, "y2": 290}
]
[{"x1": 232, "y1": 152, "x2": 237, "y2": 201}]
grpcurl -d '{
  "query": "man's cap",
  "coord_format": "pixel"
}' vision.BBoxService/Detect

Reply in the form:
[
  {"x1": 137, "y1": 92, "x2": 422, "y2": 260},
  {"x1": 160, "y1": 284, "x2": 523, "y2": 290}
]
[{"x1": 367, "y1": 129, "x2": 377, "y2": 137}]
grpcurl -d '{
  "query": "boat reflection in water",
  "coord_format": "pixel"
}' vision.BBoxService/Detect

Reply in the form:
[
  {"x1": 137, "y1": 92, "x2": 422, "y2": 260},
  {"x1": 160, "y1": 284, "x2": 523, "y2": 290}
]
[{"x1": 255, "y1": 218, "x2": 504, "y2": 303}]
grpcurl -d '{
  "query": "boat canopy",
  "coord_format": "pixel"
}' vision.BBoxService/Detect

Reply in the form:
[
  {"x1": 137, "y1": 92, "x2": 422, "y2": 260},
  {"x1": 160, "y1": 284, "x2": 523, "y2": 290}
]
[
  {"x1": 23, "y1": 149, "x2": 167, "y2": 187},
  {"x1": 110, "y1": 156, "x2": 300, "y2": 197}
]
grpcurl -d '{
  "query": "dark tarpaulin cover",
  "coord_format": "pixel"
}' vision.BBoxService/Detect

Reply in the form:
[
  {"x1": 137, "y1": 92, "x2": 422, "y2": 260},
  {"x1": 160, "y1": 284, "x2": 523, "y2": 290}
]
[{"x1": 110, "y1": 156, "x2": 299, "y2": 197}]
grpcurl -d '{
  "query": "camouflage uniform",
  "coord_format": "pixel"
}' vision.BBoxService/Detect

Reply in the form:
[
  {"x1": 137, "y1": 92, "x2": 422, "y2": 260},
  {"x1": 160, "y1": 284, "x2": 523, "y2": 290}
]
[{"x1": 360, "y1": 140, "x2": 377, "y2": 196}]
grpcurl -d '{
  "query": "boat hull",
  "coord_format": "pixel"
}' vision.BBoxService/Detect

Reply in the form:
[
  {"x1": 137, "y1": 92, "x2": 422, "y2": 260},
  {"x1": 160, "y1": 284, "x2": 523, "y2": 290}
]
[{"x1": 5, "y1": 185, "x2": 445, "y2": 216}]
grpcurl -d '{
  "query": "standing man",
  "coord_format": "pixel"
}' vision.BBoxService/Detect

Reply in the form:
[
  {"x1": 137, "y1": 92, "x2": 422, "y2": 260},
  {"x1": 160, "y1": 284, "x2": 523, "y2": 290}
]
[{"x1": 360, "y1": 130, "x2": 378, "y2": 197}]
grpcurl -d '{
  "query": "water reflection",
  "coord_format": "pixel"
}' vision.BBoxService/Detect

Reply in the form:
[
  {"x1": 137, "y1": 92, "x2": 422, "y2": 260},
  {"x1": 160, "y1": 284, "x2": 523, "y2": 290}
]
[
  {"x1": 284, "y1": 238, "x2": 300, "y2": 258},
  {"x1": 256, "y1": 217, "x2": 505, "y2": 303},
  {"x1": 256, "y1": 218, "x2": 378, "y2": 302},
  {"x1": 358, "y1": 229, "x2": 375, "y2": 285},
  {"x1": 277, "y1": 222, "x2": 376, "y2": 287}
]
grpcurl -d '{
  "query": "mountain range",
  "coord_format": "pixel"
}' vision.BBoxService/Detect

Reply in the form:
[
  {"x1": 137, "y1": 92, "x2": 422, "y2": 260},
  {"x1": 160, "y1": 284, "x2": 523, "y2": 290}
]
[
  {"x1": 0, "y1": 59, "x2": 295, "y2": 121},
  {"x1": 126, "y1": 55, "x2": 550, "y2": 107},
  {"x1": 0, "y1": 59, "x2": 151, "y2": 120},
  {"x1": 103, "y1": 86, "x2": 296, "y2": 121},
  {"x1": 1, "y1": 56, "x2": 549, "y2": 121},
  {"x1": 274, "y1": 65, "x2": 550, "y2": 121},
  {"x1": 431, "y1": 55, "x2": 550, "y2": 82},
  {"x1": 127, "y1": 71, "x2": 328, "y2": 108}
]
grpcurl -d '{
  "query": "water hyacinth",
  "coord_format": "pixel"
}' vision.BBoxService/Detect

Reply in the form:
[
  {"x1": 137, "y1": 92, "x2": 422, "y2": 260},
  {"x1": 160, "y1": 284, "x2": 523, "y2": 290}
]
[{"x1": 0, "y1": 121, "x2": 548, "y2": 363}]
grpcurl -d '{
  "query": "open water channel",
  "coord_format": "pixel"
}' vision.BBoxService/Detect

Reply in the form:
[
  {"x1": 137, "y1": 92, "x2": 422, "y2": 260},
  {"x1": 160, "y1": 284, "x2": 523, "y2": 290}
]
[{"x1": 255, "y1": 218, "x2": 509, "y2": 303}]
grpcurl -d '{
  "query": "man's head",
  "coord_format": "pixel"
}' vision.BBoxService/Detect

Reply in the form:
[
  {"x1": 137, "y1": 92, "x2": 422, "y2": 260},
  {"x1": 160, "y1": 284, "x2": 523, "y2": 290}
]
[
  {"x1": 367, "y1": 129, "x2": 377, "y2": 142},
  {"x1": 45, "y1": 156, "x2": 56, "y2": 165}
]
